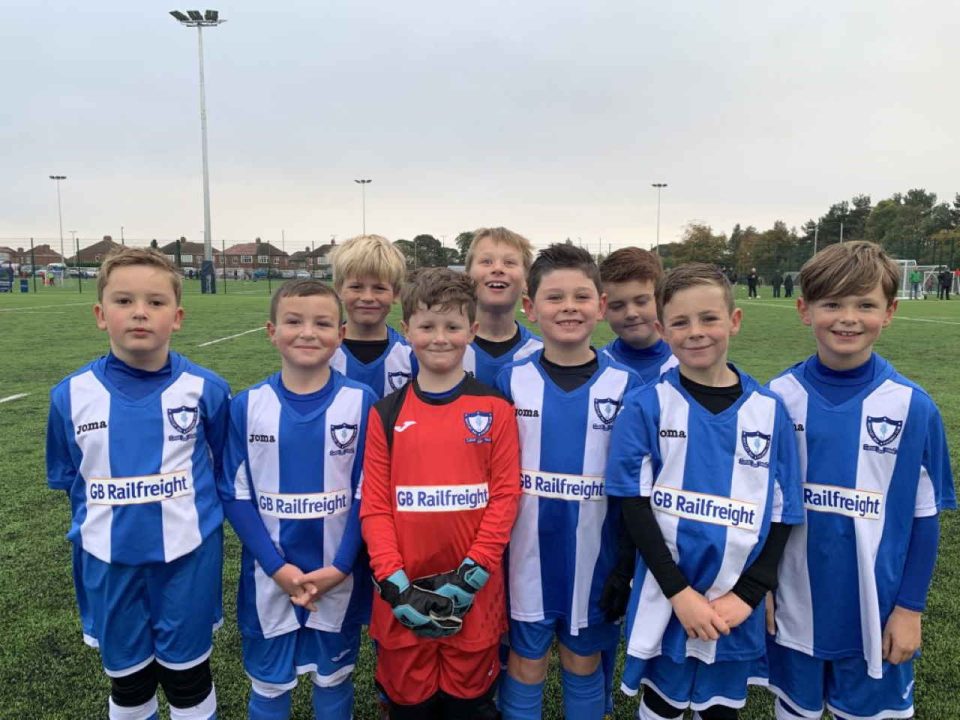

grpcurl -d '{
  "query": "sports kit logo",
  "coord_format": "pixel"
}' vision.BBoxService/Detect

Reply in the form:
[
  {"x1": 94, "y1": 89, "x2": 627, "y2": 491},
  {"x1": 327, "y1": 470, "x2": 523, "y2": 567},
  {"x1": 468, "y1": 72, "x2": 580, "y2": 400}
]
[
  {"x1": 592, "y1": 397, "x2": 622, "y2": 430},
  {"x1": 167, "y1": 406, "x2": 198, "y2": 440},
  {"x1": 330, "y1": 423, "x2": 358, "y2": 456},
  {"x1": 388, "y1": 371, "x2": 412, "y2": 390},
  {"x1": 738, "y1": 430, "x2": 771, "y2": 468},
  {"x1": 863, "y1": 416, "x2": 903, "y2": 455},
  {"x1": 464, "y1": 411, "x2": 493, "y2": 444}
]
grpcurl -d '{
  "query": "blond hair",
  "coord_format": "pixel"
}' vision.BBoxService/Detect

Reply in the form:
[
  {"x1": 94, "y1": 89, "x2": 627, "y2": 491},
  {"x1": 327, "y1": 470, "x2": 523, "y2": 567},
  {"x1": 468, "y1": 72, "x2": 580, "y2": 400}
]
[
  {"x1": 97, "y1": 247, "x2": 182, "y2": 303},
  {"x1": 799, "y1": 241, "x2": 900, "y2": 305},
  {"x1": 465, "y1": 227, "x2": 535, "y2": 274},
  {"x1": 656, "y1": 263, "x2": 734, "y2": 323},
  {"x1": 401, "y1": 268, "x2": 478, "y2": 324},
  {"x1": 331, "y1": 235, "x2": 406, "y2": 292}
]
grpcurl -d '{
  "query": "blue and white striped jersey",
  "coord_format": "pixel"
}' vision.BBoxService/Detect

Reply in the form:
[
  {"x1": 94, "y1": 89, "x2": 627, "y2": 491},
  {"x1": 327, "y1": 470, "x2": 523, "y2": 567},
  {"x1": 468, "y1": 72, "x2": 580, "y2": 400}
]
[
  {"x1": 220, "y1": 371, "x2": 375, "y2": 639},
  {"x1": 769, "y1": 355, "x2": 955, "y2": 679},
  {"x1": 46, "y1": 352, "x2": 231, "y2": 565},
  {"x1": 466, "y1": 323, "x2": 542, "y2": 386},
  {"x1": 331, "y1": 326, "x2": 415, "y2": 399},
  {"x1": 606, "y1": 367, "x2": 803, "y2": 665},
  {"x1": 601, "y1": 337, "x2": 678, "y2": 385},
  {"x1": 495, "y1": 350, "x2": 641, "y2": 634}
]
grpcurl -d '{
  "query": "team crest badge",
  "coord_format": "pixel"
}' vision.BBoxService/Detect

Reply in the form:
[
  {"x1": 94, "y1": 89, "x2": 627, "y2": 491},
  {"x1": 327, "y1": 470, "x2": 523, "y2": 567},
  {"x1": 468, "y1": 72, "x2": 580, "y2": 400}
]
[
  {"x1": 865, "y1": 416, "x2": 903, "y2": 455},
  {"x1": 464, "y1": 411, "x2": 493, "y2": 443},
  {"x1": 739, "y1": 430, "x2": 771, "y2": 467},
  {"x1": 331, "y1": 423, "x2": 358, "y2": 450},
  {"x1": 592, "y1": 398, "x2": 622, "y2": 430},
  {"x1": 167, "y1": 406, "x2": 199, "y2": 435},
  {"x1": 388, "y1": 371, "x2": 412, "y2": 390}
]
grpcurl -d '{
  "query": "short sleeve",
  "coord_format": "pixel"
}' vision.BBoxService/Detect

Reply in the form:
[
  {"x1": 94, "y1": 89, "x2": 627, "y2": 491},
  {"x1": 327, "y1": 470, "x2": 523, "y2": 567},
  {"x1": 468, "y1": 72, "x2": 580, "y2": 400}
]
[
  {"x1": 772, "y1": 400, "x2": 804, "y2": 525},
  {"x1": 219, "y1": 393, "x2": 250, "y2": 502},
  {"x1": 915, "y1": 401, "x2": 955, "y2": 517},
  {"x1": 46, "y1": 388, "x2": 76, "y2": 491},
  {"x1": 605, "y1": 388, "x2": 658, "y2": 498}
]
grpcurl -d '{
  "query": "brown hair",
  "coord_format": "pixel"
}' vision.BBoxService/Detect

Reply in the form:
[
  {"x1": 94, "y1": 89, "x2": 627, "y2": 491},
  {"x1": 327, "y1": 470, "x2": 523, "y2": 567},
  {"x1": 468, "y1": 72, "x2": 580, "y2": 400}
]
[
  {"x1": 799, "y1": 241, "x2": 900, "y2": 305},
  {"x1": 656, "y1": 263, "x2": 735, "y2": 323},
  {"x1": 465, "y1": 227, "x2": 535, "y2": 274},
  {"x1": 97, "y1": 247, "x2": 182, "y2": 303},
  {"x1": 331, "y1": 234, "x2": 406, "y2": 293},
  {"x1": 527, "y1": 243, "x2": 601, "y2": 299},
  {"x1": 270, "y1": 279, "x2": 343, "y2": 324},
  {"x1": 600, "y1": 246, "x2": 664, "y2": 285},
  {"x1": 400, "y1": 267, "x2": 477, "y2": 323}
]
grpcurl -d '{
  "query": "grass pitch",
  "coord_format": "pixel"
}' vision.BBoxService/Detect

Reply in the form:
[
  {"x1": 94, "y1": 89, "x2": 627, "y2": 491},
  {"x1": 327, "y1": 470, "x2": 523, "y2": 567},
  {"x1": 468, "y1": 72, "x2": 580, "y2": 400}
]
[{"x1": 1, "y1": 281, "x2": 958, "y2": 719}]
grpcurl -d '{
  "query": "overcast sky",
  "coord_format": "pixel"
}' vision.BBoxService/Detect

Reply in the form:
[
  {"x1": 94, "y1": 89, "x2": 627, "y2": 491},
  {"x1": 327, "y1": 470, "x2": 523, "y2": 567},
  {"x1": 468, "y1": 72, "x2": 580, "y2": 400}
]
[{"x1": 3, "y1": 0, "x2": 957, "y2": 253}]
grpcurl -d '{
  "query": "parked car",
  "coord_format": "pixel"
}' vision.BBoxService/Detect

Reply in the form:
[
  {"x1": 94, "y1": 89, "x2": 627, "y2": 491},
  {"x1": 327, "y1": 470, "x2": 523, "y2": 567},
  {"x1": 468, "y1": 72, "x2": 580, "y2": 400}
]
[{"x1": 295, "y1": 270, "x2": 311, "y2": 279}]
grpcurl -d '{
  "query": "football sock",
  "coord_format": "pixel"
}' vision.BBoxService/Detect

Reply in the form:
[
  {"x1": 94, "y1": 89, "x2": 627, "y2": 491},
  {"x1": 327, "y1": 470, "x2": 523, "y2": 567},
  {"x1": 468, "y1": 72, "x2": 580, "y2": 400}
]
[
  {"x1": 248, "y1": 689, "x2": 291, "y2": 720},
  {"x1": 498, "y1": 673, "x2": 544, "y2": 720},
  {"x1": 168, "y1": 683, "x2": 216, "y2": 720},
  {"x1": 601, "y1": 647, "x2": 616, "y2": 715},
  {"x1": 312, "y1": 681, "x2": 353, "y2": 720},
  {"x1": 562, "y1": 666, "x2": 605, "y2": 720},
  {"x1": 774, "y1": 698, "x2": 810, "y2": 720},
  {"x1": 108, "y1": 695, "x2": 159, "y2": 720}
]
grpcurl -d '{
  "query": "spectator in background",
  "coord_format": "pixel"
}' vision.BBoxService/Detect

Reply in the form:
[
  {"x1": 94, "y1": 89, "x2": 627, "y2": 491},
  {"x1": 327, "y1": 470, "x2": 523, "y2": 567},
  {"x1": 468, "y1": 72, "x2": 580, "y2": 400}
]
[
  {"x1": 784, "y1": 273, "x2": 794, "y2": 298},
  {"x1": 938, "y1": 266, "x2": 952, "y2": 300},
  {"x1": 772, "y1": 270, "x2": 783, "y2": 298},
  {"x1": 747, "y1": 267, "x2": 759, "y2": 299},
  {"x1": 909, "y1": 267, "x2": 923, "y2": 299}
]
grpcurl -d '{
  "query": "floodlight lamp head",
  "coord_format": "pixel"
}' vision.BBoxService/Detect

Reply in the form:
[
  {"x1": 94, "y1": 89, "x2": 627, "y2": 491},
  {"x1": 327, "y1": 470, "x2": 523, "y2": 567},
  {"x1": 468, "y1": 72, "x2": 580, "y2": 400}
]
[
  {"x1": 187, "y1": 10, "x2": 203, "y2": 21},
  {"x1": 170, "y1": 10, "x2": 189, "y2": 21}
]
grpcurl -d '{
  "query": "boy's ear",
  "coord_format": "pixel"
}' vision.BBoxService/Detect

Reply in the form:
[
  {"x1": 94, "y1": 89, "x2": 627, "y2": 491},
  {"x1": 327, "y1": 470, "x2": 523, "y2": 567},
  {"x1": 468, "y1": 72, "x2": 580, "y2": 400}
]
[
  {"x1": 653, "y1": 319, "x2": 665, "y2": 338},
  {"x1": 729, "y1": 307, "x2": 743, "y2": 336},
  {"x1": 93, "y1": 303, "x2": 107, "y2": 330},
  {"x1": 522, "y1": 295, "x2": 536, "y2": 322},
  {"x1": 596, "y1": 291, "x2": 607, "y2": 319},
  {"x1": 400, "y1": 319, "x2": 409, "y2": 338},
  {"x1": 266, "y1": 320, "x2": 276, "y2": 343},
  {"x1": 797, "y1": 297, "x2": 812, "y2": 326},
  {"x1": 172, "y1": 306, "x2": 184, "y2": 332},
  {"x1": 883, "y1": 299, "x2": 898, "y2": 326},
  {"x1": 468, "y1": 320, "x2": 480, "y2": 344}
]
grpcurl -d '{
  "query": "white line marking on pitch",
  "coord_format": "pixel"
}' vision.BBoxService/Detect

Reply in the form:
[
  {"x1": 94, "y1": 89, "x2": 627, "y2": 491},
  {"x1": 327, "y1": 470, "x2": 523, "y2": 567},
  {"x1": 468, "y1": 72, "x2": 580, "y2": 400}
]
[
  {"x1": 0, "y1": 301, "x2": 90, "y2": 312},
  {"x1": 198, "y1": 327, "x2": 265, "y2": 347},
  {"x1": 0, "y1": 393, "x2": 29, "y2": 404},
  {"x1": 745, "y1": 301, "x2": 960, "y2": 326}
]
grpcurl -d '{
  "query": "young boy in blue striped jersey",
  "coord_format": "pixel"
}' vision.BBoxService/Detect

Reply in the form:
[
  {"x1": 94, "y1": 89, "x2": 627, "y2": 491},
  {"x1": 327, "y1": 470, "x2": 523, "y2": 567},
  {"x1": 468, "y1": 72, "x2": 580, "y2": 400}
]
[
  {"x1": 766, "y1": 242, "x2": 955, "y2": 720},
  {"x1": 330, "y1": 235, "x2": 415, "y2": 398},
  {"x1": 495, "y1": 244, "x2": 642, "y2": 720},
  {"x1": 605, "y1": 263, "x2": 803, "y2": 720},
  {"x1": 220, "y1": 280, "x2": 376, "y2": 719},
  {"x1": 46, "y1": 247, "x2": 231, "y2": 720}
]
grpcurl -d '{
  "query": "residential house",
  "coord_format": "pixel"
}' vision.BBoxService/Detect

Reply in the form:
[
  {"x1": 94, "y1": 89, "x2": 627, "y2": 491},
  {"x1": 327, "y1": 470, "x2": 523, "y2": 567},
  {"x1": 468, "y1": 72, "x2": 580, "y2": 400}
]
[
  {"x1": 70, "y1": 236, "x2": 123, "y2": 266},
  {"x1": 158, "y1": 239, "x2": 222, "y2": 270},
  {"x1": 222, "y1": 238, "x2": 289, "y2": 275}
]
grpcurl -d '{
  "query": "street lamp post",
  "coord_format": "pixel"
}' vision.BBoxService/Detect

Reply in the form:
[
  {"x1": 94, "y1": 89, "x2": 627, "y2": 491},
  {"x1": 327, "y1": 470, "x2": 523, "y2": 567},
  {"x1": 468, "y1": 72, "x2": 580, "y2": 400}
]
[
  {"x1": 49, "y1": 175, "x2": 66, "y2": 267},
  {"x1": 652, "y1": 183, "x2": 668, "y2": 254},
  {"x1": 354, "y1": 179, "x2": 372, "y2": 235},
  {"x1": 170, "y1": 9, "x2": 226, "y2": 293}
]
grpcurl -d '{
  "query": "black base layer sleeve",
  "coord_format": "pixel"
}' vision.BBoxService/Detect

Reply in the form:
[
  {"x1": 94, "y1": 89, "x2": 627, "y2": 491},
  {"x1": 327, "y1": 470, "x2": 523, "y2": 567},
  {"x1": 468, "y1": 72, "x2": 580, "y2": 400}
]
[
  {"x1": 622, "y1": 496, "x2": 689, "y2": 599},
  {"x1": 731, "y1": 522, "x2": 793, "y2": 608}
]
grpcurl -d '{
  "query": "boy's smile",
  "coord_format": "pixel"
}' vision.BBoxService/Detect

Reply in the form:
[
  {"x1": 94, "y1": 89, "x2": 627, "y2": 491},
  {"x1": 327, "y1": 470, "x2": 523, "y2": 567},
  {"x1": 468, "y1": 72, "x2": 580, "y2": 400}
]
[
  {"x1": 523, "y1": 269, "x2": 605, "y2": 356},
  {"x1": 340, "y1": 275, "x2": 396, "y2": 333},
  {"x1": 469, "y1": 237, "x2": 526, "y2": 312},
  {"x1": 657, "y1": 284, "x2": 741, "y2": 385},
  {"x1": 403, "y1": 304, "x2": 478, "y2": 379},
  {"x1": 94, "y1": 265, "x2": 183, "y2": 370},
  {"x1": 798, "y1": 281, "x2": 895, "y2": 370},
  {"x1": 268, "y1": 294, "x2": 344, "y2": 373}
]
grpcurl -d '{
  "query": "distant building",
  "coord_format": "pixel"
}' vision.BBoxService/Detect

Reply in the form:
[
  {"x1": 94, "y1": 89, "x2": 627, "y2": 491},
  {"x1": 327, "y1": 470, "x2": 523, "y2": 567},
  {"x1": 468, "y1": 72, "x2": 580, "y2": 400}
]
[
  {"x1": 223, "y1": 238, "x2": 290, "y2": 271},
  {"x1": 14, "y1": 244, "x2": 63, "y2": 267},
  {"x1": 158, "y1": 239, "x2": 221, "y2": 270},
  {"x1": 70, "y1": 236, "x2": 122, "y2": 265},
  {"x1": 288, "y1": 241, "x2": 336, "y2": 276}
]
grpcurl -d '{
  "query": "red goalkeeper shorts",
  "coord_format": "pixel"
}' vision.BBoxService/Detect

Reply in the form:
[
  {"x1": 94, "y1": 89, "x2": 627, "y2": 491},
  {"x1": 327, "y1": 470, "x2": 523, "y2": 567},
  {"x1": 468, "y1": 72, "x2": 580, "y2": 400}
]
[{"x1": 376, "y1": 641, "x2": 500, "y2": 705}]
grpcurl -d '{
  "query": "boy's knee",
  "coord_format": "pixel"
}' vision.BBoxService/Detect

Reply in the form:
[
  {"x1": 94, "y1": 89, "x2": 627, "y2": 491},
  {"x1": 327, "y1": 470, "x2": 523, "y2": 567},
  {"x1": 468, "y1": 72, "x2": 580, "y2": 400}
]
[
  {"x1": 111, "y1": 661, "x2": 159, "y2": 707},
  {"x1": 557, "y1": 645, "x2": 600, "y2": 675},
  {"x1": 507, "y1": 651, "x2": 549, "y2": 684},
  {"x1": 158, "y1": 659, "x2": 213, "y2": 708}
]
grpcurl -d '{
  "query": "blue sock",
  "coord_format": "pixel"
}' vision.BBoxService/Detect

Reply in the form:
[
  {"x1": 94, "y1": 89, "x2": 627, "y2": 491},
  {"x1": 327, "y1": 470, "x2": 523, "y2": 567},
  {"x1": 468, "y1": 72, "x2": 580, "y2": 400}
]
[
  {"x1": 248, "y1": 690, "x2": 291, "y2": 720},
  {"x1": 601, "y1": 647, "x2": 615, "y2": 715},
  {"x1": 562, "y1": 666, "x2": 605, "y2": 720},
  {"x1": 499, "y1": 673, "x2": 544, "y2": 720},
  {"x1": 312, "y1": 681, "x2": 353, "y2": 720}
]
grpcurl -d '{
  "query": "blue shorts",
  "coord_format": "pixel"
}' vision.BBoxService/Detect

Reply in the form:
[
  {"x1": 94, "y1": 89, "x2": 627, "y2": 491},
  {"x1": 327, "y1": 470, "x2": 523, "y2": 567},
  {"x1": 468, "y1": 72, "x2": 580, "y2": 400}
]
[
  {"x1": 243, "y1": 624, "x2": 361, "y2": 694},
  {"x1": 78, "y1": 529, "x2": 223, "y2": 676},
  {"x1": 624, "y1": 654, "x2": 766, "y2": 711},
  {"x1": 509, "y1": 617, "x2": 621, "y2": 660},
  {"x1": 766, "y1": 641, "x2": 914, "y2": 720}
]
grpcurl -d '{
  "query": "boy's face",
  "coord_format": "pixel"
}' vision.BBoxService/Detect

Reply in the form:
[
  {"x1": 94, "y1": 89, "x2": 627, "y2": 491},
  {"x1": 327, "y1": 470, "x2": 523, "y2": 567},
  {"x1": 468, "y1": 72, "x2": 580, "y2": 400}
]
[
  {"x1": 339, "y1": 275, "x2": 396, "y2": 330},
  {"x1": 268, "y1": 294, "x2": 344, "y2": 372},
  {"x1": 656, "y1": 284, "x2": 741, "y2": 376},
  {"x1": 523, "y1": 268, "x2": 605, "y2": 349},
  {"x1": 468, "y1": 237, "x2": 527, "y2": 313},
  {"x1": 94, "y1": 265, "x2": 183, "y2": 369},
  {"x1": 603, "y1": 279, "x2": 659, "y2": 349},
  {"x1": 402, "y1": 304, "x2": 478, "y2": 377},
  {"x1": 798, "y1": 281, "x2": 895, "y2": 370}
]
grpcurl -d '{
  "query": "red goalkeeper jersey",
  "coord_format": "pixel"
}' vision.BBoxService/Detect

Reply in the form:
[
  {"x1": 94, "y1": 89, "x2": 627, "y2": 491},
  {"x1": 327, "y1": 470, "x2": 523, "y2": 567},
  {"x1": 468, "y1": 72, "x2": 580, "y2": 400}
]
[{"x1": 360, "y1": 378, "x2": 521, "y2": 650}]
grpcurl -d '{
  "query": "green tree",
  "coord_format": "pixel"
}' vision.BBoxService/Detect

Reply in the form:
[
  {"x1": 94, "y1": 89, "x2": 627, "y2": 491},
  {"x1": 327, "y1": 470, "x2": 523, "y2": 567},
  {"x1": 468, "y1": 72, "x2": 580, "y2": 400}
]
[
  {"x1": 454, "y1": 231, "x2": 474, "y2": 263},
  {"x1": 672, "y1": 223, "x2": 728, "y2": 267}
]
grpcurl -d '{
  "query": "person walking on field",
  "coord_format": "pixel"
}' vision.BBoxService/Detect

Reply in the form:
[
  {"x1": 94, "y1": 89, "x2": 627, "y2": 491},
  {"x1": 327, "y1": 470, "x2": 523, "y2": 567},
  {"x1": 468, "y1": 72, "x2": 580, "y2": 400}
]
[
  {"x1": 747, "y1": 267, "x2": 759, "y2": 299},
  {"x1": 909, "y1": 268, "x2": 923, "y2": 300}
]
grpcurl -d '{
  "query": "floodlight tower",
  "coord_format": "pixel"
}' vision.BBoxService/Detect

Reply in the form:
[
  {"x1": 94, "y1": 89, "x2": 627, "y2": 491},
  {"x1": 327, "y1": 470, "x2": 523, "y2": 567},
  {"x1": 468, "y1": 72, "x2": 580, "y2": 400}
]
[
  {"x1": 49, "y1": 175, "x2": 67, "y2": 265},
  {"x1": 652, "y1": 183, "x2": 668, "y2": 255},
  {"x1": 355, "y1": 179, "x2": 372, "y2": 235},
  {"x1": 170, "y1": 9, "x2": 225, "y2": 293}
]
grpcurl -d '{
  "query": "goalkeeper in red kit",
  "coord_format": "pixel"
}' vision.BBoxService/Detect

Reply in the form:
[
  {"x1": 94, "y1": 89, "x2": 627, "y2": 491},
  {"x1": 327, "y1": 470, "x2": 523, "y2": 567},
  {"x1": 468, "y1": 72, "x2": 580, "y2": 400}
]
[{"x1": 360, "y1": 268, "x2": 521, "y2": 720}]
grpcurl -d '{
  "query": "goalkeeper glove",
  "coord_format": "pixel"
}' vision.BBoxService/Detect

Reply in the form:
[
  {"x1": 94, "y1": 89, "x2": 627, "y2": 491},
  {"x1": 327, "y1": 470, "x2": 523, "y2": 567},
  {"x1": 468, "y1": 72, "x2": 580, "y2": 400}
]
[
  {"x1": 374, "y1": 569, "x2": 462, "y2": 637},
  {"x1": 412, "y1": 558, "x2": 490, "y2": 618}
]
